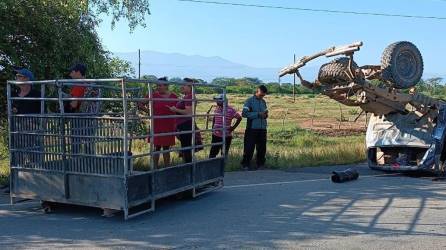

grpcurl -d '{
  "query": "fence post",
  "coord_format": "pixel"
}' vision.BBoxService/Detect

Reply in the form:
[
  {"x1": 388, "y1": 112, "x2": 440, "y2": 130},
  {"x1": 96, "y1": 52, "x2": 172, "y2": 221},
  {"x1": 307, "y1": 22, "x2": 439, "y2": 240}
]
[
  {"x1": 6, "y1": 81, "x2": 14, "y2": 204},
  {"x1": 191, "y1": 84, "x2": 197, "y2": 196},
  {"x1": 282, "y1": 108, "x2": 288, "y2": 131},
  {"x1": 121, "y1": 78, "x2": 130, "y2": 219},
  {"x1": 147, "y1": 80, "x2": 156, "y2": 210}
]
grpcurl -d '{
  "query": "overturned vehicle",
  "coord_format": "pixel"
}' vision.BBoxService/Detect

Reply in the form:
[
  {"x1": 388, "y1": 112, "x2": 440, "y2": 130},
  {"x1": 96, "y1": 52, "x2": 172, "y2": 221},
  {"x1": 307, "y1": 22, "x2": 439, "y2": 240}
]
[{"x1": 280, "y1": 41, "x2": 446, "y2": 175}]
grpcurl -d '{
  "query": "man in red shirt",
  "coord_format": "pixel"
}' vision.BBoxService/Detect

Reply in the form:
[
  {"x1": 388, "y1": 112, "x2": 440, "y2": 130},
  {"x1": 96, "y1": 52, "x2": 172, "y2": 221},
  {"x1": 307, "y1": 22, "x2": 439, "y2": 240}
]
[
  {"x1": 65, "y1": 63, "x2": 89, "y2": 155},
  {"x1": 65, "y1": 63, "x2": 87, "y2": 112}
]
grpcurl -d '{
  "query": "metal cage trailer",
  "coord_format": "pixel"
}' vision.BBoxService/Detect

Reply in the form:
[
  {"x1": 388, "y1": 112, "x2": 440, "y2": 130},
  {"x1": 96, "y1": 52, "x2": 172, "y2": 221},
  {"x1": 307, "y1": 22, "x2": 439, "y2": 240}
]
[{"x1": 7, "y1": 78, "x2": 227, "y2": 219}]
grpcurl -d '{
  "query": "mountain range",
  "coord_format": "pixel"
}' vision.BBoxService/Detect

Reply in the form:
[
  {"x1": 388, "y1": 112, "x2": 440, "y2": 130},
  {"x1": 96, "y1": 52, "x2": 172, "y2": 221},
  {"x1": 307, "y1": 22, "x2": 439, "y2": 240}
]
[
  {"x1": 113, "y1": 50, "x2": 319, "y2": 83},
  {"x1": 114, "y1": 50, "x2": 444, "y2": 83}
]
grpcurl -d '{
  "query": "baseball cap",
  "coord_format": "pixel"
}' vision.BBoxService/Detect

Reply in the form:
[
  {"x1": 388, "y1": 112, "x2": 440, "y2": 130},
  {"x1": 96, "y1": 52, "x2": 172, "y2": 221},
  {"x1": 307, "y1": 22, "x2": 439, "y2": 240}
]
[
  {"x1": 14, "y1": 68, "x2": 35, "y2": 81},
  {"x1": 213, "y1": 94, "x2": 226, "y2": 101},
  {"x1": 69, "y1": 63, "x2": 87, "y2": 76}
]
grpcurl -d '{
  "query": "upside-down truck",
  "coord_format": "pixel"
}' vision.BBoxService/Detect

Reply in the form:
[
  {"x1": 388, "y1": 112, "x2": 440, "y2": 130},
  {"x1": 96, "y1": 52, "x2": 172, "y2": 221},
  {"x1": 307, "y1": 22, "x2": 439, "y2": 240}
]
[{"x1": 280, "y1": 41, "x2": 446, "y2": 175}]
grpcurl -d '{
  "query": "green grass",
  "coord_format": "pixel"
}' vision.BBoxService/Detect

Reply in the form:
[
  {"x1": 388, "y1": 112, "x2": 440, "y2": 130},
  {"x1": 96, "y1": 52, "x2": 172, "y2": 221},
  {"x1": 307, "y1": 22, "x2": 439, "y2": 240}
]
[
  {"x1": 0, "y1": 94, "x2": 367, "y2": 185},
  {"x1": 0, "y1": 135, "x2": 8, "y2": 186},
  {"x1": 129, "y1": 126, "x2": 365, "y2": 171},
  {"x1": 0, "y1": 159, "x2": 9, "y2": 186}
]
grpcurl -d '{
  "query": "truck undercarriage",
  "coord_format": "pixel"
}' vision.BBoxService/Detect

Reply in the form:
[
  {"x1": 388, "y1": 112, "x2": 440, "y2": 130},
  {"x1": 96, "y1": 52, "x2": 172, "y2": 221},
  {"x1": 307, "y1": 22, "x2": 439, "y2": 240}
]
[{"x1": 279, "y1": 41, "x2": 446, "y2": 175}]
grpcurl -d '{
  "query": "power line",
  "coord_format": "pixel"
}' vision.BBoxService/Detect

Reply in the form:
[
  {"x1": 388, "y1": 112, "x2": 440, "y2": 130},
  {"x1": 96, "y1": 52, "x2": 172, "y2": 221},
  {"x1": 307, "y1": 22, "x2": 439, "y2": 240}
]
[{"x1": 177, "y1": 0, "x2": 446, "y2": 20}]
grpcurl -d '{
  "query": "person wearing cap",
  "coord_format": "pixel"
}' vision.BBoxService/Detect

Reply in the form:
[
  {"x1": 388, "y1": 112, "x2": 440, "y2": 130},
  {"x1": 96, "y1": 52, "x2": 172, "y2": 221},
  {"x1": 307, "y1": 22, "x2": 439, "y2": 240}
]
[
  {"x1": 11, "y1": 68, "x2": 41, "y2": 114},
  {"x1": 66, "y1": 63, "x2": 100, "y2": 155},
  {"x1": 138, "y1": 77, "x2": 178, "y2": 169},
  {"x1": 2, "y1": 68, "x2": 41, "y2": 194},
  {"x1": 65, "y1": 63, "x2": 87, "y2": 113},
  {"x1": 209, "y1": 94, "x2": 242, "y2": 158},
  {"x1": 241, "y1": 85, "x2": 269, "y2": 171}
]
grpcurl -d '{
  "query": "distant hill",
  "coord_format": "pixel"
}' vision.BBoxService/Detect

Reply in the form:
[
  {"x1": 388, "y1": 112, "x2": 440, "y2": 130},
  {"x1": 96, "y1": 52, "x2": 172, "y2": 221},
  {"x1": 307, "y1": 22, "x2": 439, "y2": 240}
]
[
  {"x1": 114, "y1": 50, "x2": 444, "y2": 83},
  {"x1": 113, "y1": 50, "x2": 318, "y2": 82}
]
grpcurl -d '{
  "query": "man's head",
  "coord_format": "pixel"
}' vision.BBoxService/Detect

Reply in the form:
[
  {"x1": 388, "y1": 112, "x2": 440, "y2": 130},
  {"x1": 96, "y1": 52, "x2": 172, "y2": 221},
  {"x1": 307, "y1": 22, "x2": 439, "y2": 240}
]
[
  {"x1": 69, "y1": 63, "x2": 87, "y2": 79},
  {"x1": 181, "y1": 77, "x2": 197, "y2": 94},
  {"x1": 156, "y1": 76, "x2": 169, "y2": 93},
  {"x1": 213, "y1": 94, "x2": 226, "y2": 106},
  {"x1": 14, "y1": 68, "x2": 34, "y2": 81},
  {"x1": 14, "y1": 68, "x2": 34, "y2": 92},
  {"x1": 255, "y1": 85, "x2": 268, "y2": 99}
]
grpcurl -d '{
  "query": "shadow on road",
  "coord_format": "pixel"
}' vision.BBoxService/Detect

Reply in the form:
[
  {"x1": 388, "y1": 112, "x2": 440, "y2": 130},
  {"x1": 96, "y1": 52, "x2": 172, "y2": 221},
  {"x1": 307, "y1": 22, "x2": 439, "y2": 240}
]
[{"x1": 1, "y1": 165, "x2": 446, "y2": 249}]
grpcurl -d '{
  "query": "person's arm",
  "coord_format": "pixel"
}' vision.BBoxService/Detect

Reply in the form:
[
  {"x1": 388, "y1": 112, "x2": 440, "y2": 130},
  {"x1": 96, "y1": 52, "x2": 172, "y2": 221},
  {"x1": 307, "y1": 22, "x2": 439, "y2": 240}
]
[
  {"x1": 263, "y1": 101, "x2": 268, "y2": 119},
  {"x1": 169, "y1": 105, "x2": 192, "y2": 115},
  {"x1": 70, "y1": 100, "x2": 78, "y2": 109},
  {"x1": 230, "y1": 114, "x2": 242, "y2": 131},
  {"x1": 242, "y1": 98, "x2": 259, "y2": 119},
  {"x1": 138, "y1": 103, "x2": 150, "y2": 113},
  {"x1": 137, "y1": 96, "x2": 150, "y2": 113}
]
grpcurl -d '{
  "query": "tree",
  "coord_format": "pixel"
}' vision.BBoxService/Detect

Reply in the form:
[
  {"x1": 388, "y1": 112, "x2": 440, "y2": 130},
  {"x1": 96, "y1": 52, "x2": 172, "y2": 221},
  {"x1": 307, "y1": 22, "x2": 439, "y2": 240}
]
[
  {"x1": 89, "y1": 0, "x2": 151, "y2": 31},
  {"x1": 0, "y1": 0, "x2": 151, "y2": 149},
  {"x1": 108, "y1": 57, "x2": 136, "y2": 78},
  {"x1": 424, "y1": 77, "x2": 444, "y2": 96}
]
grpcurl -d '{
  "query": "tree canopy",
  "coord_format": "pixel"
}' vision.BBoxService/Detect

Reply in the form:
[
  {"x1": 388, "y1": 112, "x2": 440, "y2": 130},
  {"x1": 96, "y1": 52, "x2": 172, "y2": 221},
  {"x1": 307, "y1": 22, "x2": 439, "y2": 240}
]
[
  {"x1": 0, "y1": 0, "x2": 149, "y2": 135},
  {"x1": 0, "y1": 0, "x2": 150, "y2": 80}
]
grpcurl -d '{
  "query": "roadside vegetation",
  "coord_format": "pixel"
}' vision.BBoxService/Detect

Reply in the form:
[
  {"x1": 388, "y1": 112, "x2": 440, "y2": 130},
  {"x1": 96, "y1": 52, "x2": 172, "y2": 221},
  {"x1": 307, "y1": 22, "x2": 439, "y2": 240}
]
[
  {"x1": 128, "y1": 94, "x2": 367, "y2": 172},
  {"x1": 0, "y1": 94, "x2": 367, "y2": 185}
]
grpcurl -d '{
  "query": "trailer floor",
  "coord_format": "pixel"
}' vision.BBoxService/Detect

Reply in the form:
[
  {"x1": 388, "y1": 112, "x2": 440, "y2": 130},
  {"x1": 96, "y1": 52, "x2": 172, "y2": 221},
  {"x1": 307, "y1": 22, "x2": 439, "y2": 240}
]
[{"x1": 1, "y1": 163, "x2": 446, "y2": 249}]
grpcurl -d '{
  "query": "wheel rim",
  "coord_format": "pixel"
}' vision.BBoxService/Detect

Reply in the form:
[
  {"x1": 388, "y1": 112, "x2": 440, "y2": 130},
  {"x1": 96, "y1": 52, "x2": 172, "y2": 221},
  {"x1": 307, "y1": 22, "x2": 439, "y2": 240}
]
[{"x1": 395, "y1": 50, "x2": 417, "y2": 81}]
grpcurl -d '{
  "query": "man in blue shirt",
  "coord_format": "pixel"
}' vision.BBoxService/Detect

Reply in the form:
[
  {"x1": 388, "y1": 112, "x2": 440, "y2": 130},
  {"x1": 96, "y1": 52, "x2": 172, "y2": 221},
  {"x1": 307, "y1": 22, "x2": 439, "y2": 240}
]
[{"x1": 241, "y1": 85, "x2": 268, "y2": 170}]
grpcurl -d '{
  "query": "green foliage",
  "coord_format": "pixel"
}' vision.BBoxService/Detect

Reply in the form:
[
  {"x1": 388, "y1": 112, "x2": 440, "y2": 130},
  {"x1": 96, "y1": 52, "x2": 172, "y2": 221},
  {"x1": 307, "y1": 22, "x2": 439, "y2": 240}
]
[
  {"x1": 108, "y1": 57, "x2": 136, "y2": 78},
  {"x1": 89, "y1": 0, "x2": 151, "y2": 31},
  {"x1": 211, "y1": 77, "x2": 315, "y2": 95}
]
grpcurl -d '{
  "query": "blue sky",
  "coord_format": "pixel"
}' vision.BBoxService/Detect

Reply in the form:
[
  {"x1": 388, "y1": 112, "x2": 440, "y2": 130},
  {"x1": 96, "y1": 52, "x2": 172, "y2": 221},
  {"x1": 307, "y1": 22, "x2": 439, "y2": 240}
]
[{"x1": 97, "y1": 0, "x2": 446, "y2": 76}]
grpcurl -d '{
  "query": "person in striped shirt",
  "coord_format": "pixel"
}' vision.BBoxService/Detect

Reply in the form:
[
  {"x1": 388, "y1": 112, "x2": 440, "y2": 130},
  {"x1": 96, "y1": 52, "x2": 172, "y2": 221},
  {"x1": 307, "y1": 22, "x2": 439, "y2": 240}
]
[{"x1": 209, "y1": 94, "x2": 242, "y2": 158}]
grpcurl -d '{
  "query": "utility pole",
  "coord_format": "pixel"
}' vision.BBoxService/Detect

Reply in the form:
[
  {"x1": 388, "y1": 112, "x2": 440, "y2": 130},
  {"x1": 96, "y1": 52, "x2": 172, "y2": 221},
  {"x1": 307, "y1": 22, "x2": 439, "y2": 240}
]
[
  {"x1": 293, "y1": 53, "x2": 296, "y2": 103},
  {"x1": 138, "y1": 49, "x2": 141, "y2": 79}
]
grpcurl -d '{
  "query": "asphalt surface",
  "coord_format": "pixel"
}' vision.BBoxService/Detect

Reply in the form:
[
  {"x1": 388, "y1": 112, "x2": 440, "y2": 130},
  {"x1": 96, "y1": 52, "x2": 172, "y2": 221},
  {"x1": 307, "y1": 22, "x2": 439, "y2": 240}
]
[{"x1": 1, "y1": 163, "x2": 446, "y2": 249}]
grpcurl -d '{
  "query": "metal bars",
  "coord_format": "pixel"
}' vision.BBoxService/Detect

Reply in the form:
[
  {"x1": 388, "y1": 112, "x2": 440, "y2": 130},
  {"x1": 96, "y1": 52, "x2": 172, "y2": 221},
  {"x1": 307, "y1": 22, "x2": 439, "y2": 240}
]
[{"x1": 7, "y1": 78, "x2": 226, "y2": 219}]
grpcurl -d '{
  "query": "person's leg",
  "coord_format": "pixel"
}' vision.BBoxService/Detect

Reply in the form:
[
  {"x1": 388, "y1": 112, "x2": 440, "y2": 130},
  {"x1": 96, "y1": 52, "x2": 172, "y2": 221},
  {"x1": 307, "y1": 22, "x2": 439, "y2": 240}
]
[
  {"x1": 224, "y1": 136, "x2": 233, "y2": 157},
  {"x1": 256, "y1": 130, "x2": 267, "y2": 168},
  {"x1": 209, "y1": 134, "x2": 222, "y2": 158},
  {"x1": 178, "y1": 122, "x2": 193, "y2": 163},
  {"x1": 162, "y1": 146, "x2": 171, "y2": 167},
  {"x1": 181, "y1": 134, "x2": 192, "y2": 163},
  {"x1": 153, "y1": 146, "x2": 161, "y2": 169},
  {"x1": 241, "y1": 129, "x2": 256, "y2": 169},
  {"x1": 71, "y1": 118, "x2": 81, "y2": 154},
  {"x1": 85, "y1": 118, "x2": 97, "y2": 155}
]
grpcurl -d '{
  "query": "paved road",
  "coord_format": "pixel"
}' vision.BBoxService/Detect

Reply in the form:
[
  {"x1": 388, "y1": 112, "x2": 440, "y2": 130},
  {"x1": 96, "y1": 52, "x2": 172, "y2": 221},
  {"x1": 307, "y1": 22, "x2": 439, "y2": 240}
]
[{"x1": 1, "y1": 164, "x2": 446, "y2": 249}]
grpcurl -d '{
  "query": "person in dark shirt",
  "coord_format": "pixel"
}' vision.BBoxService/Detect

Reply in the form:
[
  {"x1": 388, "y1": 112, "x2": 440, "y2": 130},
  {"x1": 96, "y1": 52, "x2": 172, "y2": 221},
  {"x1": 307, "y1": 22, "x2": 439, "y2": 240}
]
[
  {"x1": 11, "y1": 68, "x2": 41, "y2": 114},
  {"x1": 2, "y1": 69, "x2": 41, "y2": 194},
  {"x1": 241, "y1": 85, "x2": 268, "y2": 171}
]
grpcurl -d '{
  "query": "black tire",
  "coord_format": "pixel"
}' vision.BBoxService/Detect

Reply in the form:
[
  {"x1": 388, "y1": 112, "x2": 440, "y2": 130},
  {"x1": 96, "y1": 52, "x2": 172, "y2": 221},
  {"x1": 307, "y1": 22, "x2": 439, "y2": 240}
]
[
  {"x1": 318, "y1": 57, "x2": 358, "y2": 85},
  {"x1": 381, "y1": 41, "x2": 423, "y2": 89}
]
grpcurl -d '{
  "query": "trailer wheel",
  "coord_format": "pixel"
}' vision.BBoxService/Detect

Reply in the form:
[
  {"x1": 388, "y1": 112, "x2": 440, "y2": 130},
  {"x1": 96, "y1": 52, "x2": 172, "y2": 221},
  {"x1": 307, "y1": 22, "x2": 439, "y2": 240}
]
[
  {"x1": 381, "y1": 41, "x2": 423, "y2": 89},
  {"x1": 318, "y1": 57, "x2": 358, "y2": 85}
]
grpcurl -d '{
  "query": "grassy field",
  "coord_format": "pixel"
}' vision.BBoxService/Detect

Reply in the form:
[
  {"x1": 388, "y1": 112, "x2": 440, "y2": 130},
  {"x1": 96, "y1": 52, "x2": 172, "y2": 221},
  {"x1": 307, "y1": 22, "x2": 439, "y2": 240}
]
[
  {"x1": 130, "y1": 93, "x2": 367, "y2": 171},
  {"x1": 0, "y1": 94, "x2": 367, "y2": 185}
]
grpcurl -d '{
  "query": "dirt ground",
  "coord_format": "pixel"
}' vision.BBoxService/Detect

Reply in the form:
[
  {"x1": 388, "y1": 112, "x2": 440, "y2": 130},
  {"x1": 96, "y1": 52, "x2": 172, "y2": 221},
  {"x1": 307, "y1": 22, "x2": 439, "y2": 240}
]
[{"x1": 299, "y1": 118, "x2": 367, "y2": 136}]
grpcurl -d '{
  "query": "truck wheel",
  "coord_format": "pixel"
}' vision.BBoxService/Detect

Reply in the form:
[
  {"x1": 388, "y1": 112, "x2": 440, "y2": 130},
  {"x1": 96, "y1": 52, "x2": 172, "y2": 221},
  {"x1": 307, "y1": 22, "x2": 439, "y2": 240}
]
[
  {"x1": 318, "y1": 57, "x2": 358, "y2": 85},
  {"x1": 381, "y1": 41, "x2": 423, "y2": 89}
]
